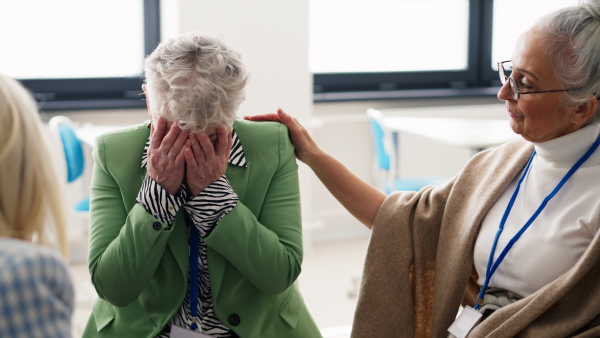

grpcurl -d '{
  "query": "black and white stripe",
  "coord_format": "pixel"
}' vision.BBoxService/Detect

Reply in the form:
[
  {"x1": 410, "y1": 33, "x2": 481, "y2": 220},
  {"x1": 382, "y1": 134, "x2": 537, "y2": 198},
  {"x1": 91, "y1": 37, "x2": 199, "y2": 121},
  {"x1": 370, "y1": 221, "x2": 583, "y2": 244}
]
[
  {"x1": 156, "y1": 176, "x2": 239, "y2": 337},
  {"x1": 136, "y1": 175, "x2": 185, "y2": 227},
  {"x1": 137, "y1": 128, "x2": 245, "y2": 337},
  {"x1": 184, "y1": 176, "x2": 239, "y2": 237},
  {"x1": 229, "y1": 132, "x2": 246, "y2": 167}
]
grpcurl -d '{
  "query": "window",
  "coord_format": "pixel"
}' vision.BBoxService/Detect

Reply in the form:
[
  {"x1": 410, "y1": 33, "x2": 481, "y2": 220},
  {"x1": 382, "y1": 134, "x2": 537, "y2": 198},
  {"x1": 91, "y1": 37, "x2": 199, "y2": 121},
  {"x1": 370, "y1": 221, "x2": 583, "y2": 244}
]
[
  {"x1": 491, "y1": 0, "x2": 577, "y2": 68},
  {"x1": 310, "y1": 0, "x2": 469, "y2": 74},
  {"x1": 0, "y1": 0, "x2": 160, "y2": 111},
  {"x1": 310, "y1": 0, "x2": 578, "y2": 101}
]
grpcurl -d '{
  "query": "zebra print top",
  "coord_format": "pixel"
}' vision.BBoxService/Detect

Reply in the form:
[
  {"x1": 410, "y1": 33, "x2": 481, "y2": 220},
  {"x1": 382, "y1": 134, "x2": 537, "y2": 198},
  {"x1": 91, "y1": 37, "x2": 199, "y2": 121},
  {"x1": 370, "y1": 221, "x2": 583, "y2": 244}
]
[{"x1": 136, "y1": 131, "x2": 246, "y2": 337}]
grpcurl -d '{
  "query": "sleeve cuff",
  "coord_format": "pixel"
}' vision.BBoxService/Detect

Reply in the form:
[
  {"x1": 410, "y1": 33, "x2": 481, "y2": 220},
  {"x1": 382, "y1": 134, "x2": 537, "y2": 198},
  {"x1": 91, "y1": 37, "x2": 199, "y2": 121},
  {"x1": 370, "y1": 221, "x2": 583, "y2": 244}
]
[
  {"x1": 136, "y1": 174, "x2": 186, "y2": 226},
  {"x1": 183, "y1": 175, "x2": 239, "y2": 237}
]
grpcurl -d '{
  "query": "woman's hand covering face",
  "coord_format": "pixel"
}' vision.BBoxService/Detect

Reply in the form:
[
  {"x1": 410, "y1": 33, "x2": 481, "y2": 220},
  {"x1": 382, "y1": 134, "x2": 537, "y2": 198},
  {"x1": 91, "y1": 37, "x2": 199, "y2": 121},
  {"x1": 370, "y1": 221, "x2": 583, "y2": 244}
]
[
  {"x1": 147, "y1": 116, "x2": 232, "y2": 197},
  {"x1": 184, "y1": 126, "x2": 232, "y2": 197},
  {"x1": 147, "y1": 116, "x2": 189, "y2": 196}
]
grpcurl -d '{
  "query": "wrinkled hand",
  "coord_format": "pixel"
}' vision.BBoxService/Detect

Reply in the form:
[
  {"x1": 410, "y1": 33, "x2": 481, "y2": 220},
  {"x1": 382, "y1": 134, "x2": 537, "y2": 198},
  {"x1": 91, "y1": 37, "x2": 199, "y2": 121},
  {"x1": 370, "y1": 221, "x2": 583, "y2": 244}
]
[
  {"x1": 245, "y1": 108, "x2": 321, "y2": 165},
  {"x1": 147, "y1": 116, "x2": 190, "y2": 196},
  {"x1": 184, "y1": 126, "x2": 232, "y2": 197}
]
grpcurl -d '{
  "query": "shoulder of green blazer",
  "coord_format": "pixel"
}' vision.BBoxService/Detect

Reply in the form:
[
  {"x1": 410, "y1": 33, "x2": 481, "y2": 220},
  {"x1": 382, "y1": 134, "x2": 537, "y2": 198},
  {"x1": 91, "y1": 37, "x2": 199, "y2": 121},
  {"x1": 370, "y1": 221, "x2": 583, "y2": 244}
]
[{"x1": 84, "y1": 119, "x2": 321, "y2": 338}]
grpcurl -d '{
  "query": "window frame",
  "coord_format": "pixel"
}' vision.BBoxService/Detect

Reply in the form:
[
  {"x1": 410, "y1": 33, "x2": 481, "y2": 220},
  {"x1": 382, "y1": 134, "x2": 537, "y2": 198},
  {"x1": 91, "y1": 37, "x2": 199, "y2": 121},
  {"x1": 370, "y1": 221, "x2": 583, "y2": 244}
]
[
  {"x1": 18, "y1": 0, "x2": 160, "y2": 111},
  {"x1": 313, "y1": 0, "x2": 507, "y2": 102}
]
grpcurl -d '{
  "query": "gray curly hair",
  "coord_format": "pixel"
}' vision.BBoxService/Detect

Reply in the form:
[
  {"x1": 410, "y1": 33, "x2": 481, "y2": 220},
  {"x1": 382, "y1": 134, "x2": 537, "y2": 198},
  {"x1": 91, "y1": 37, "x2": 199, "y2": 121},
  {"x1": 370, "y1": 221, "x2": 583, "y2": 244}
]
[
  {"x1": 143, "y1": 31, "x2": 250, "y2": 131},
  {"x1": 533, "y1": 0, "x2": 600, "y2": 121}
]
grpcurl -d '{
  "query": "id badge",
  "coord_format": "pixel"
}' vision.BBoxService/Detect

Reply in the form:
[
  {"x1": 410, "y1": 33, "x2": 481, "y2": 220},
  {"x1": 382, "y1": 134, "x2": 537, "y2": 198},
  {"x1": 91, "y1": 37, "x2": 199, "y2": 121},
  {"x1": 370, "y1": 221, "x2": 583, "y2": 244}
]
[
  {"x1": 447, "y1": 306, "x2": 483, "y2": 338},
  {"x1": 170, "y1": 325, "x2": 212, "y2": 338}
]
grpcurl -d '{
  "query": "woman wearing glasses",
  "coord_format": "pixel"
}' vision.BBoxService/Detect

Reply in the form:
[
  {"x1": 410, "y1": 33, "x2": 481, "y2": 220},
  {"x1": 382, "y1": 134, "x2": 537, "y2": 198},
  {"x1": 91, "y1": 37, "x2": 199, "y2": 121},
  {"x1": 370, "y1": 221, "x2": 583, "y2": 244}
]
[{"x1": 247, "y1": 0, "x2": 600, "y2": 336}]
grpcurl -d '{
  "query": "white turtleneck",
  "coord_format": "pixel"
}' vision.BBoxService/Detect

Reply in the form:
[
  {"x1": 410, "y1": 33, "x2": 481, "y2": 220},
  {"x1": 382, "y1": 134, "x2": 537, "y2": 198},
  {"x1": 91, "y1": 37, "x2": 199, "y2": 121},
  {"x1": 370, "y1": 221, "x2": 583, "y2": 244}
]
[{"x1": 474, "y1": 122, "x2": 600, "y2": 297}]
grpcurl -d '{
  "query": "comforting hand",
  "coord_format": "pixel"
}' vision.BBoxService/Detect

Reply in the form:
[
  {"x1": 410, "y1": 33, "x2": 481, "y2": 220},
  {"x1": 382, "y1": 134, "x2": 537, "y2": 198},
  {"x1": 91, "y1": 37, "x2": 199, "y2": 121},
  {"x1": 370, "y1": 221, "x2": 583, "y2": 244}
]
[
  {"x1": 146, "y1": 116, "x2": 189, "y2": 196},
  {"x1": 184, "y1": 126, "x2": 232, "y2": 197},
  {"x1": 245, "y1": 108, "x2": 322, "y2": 166}
]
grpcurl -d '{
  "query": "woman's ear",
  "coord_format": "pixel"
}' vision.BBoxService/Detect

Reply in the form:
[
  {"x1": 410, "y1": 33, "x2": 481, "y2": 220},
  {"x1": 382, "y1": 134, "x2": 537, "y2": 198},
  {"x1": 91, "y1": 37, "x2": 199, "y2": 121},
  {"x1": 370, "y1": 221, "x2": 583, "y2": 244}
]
[
  {"x1": 142, "y1": 84, "x2": 151, "y2": 113},
  {"x1": 571, "y1": 96, "x2": 598, "y2": 124}
]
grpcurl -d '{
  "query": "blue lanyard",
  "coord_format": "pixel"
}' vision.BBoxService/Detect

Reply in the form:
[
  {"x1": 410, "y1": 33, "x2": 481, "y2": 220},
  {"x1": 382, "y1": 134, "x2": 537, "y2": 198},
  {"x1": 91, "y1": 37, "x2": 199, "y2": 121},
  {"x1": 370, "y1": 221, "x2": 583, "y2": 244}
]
[
  {"x1": 186, "y1": 215, "x2": 201, "y2": 330},
  {"x1": 475, "y1": 133, "x2": 600, "y2": 310}
]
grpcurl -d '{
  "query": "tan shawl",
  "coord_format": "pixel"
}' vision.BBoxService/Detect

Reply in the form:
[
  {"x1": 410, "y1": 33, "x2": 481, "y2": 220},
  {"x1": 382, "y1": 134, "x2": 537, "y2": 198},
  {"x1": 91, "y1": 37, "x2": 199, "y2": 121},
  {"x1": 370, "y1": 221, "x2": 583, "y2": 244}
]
[{"x1": 351, "y1": 138, "x2": 600, "y2": 337}]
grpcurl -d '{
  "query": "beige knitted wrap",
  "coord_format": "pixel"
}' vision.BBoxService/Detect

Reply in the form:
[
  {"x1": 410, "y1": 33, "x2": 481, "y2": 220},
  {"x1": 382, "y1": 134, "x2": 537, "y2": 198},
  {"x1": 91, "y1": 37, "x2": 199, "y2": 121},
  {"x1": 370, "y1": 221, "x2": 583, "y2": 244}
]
[{"x1": 351, "y1": 138, "x2": 600, "y2": 337}]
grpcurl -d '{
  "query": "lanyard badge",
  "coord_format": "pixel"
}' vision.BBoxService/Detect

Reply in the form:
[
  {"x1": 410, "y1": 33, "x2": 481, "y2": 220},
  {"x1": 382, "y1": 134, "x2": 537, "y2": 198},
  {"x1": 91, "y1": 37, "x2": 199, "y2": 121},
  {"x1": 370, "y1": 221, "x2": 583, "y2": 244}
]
[{"x1": 170, "y1": 325, "x2": 212, "y2": 338}]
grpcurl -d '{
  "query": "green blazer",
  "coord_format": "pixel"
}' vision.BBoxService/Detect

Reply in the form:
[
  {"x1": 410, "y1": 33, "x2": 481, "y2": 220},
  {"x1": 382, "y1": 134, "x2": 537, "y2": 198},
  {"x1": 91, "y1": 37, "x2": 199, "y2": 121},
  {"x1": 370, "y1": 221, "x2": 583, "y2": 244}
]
[{"x1": 83, "y1": 119, "x2": 321, "y2": 338}]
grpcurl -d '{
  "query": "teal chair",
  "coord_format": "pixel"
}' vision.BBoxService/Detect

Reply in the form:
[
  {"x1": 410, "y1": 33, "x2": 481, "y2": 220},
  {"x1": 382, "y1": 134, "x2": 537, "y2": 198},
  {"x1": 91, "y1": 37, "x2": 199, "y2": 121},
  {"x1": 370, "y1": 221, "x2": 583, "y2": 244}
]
[
  {"x1": 49, "y1": 116, "x2": 90, "y2": 212},
  {"x1": 367, "y1": 109, "x2": 446, "y2": 194}
]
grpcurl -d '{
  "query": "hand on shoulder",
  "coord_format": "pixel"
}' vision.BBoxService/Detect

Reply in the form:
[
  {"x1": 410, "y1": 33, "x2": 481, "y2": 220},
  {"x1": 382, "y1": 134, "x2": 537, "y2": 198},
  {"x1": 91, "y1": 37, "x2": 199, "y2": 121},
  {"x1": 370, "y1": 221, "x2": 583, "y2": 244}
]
[{"x1": 244, "y1": 108, "x2": 323, "y2": 166}]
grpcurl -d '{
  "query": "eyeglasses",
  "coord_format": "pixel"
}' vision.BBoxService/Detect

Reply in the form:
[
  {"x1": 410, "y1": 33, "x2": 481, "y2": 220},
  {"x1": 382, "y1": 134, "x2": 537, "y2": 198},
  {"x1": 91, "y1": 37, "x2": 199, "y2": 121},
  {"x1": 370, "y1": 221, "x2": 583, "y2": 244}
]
[{"x1": 498, "y1": 60, "x2": 578, "y2": 101}]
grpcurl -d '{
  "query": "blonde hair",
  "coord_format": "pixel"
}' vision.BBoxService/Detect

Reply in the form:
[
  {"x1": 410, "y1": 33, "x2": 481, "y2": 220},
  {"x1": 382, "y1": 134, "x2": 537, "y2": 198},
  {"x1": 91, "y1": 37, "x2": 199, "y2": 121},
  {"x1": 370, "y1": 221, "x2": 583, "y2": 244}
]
[
  {"x1": 0, "y1": 74, "x2": 68, "y2": 257},
  {"x1": 144, "y1": 30, "x2": 249, "y2": 131}
]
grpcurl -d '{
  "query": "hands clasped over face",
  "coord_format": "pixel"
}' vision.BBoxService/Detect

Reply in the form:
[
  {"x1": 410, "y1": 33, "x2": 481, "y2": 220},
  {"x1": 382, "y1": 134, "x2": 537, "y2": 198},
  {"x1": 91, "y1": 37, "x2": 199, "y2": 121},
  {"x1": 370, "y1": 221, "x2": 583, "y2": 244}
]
[{"x1": 146, "y1": 115, "x2": 232, "y2": 197}]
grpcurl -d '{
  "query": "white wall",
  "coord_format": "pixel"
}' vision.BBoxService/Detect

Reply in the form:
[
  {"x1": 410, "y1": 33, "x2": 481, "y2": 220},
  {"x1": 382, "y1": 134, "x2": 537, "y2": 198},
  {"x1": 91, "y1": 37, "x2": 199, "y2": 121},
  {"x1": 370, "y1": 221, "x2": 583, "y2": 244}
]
[{"x1": 160, "y1": 0, "x2": 312, "y2": 119}]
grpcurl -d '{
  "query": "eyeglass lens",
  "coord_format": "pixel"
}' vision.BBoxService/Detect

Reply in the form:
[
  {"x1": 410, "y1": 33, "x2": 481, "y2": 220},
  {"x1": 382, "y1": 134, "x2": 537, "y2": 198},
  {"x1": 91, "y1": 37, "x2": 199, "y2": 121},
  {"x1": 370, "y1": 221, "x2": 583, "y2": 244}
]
[
  {"x1": 498, "y1": 61, "x2": 519, "y2": 100},
  {"x1": 499, "y1": 61, "x2": 512, "y2": 84},
  {"x1": 508, "y1": 77, "x2": 519, "y2": 100}
]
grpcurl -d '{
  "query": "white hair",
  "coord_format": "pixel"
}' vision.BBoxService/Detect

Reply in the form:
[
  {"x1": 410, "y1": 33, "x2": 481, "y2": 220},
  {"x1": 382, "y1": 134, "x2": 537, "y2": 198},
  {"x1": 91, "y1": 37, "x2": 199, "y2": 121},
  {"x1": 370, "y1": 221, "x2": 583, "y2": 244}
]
[
  {"x1": 533, "y1": 0, "x2": 600, "y2": 120},
  {"x1": 144, "y1": 31, "x2": 250, "y2": 131},
  {"x1": 0, "y1": 74, "x2": 67, "y2": 257}
]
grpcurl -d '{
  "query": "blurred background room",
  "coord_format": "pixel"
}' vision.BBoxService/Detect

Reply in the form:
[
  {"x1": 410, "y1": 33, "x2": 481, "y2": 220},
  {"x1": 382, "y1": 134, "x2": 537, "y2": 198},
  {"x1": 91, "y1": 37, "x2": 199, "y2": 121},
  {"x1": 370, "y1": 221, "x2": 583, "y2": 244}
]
[{"x1": 0, "y1": 0, "x2": 577, "y2": 336}]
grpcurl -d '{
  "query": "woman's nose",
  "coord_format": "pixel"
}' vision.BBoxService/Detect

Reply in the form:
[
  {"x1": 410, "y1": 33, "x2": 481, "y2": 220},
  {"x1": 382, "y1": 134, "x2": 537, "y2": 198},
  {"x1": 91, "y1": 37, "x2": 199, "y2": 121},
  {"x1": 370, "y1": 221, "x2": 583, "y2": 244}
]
[{"x1": 497, "y1": 80, "x2": 513, "y2": 101}]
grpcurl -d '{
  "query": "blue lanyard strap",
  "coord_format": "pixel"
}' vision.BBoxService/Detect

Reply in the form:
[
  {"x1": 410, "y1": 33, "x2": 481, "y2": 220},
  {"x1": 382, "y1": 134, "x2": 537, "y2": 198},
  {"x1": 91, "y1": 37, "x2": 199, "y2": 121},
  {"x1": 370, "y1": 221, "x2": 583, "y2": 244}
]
[
  {"x1": 475, "y1": 132, "x2": 600, "y2": 310},
  {"x1": 186, "y1": 215, "x2": 201, "y2": 330}
]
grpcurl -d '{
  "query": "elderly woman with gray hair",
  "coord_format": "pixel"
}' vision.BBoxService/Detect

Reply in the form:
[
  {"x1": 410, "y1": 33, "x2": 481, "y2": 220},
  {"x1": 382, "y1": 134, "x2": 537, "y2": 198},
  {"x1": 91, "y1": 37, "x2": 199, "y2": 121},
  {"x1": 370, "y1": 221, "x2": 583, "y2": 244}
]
[
  {"x1": 249, "y1": 0, "x2": 600, "y2": 337},
  {"x1": 82, "y1": 32, "x2": 321, "y2": 338}
]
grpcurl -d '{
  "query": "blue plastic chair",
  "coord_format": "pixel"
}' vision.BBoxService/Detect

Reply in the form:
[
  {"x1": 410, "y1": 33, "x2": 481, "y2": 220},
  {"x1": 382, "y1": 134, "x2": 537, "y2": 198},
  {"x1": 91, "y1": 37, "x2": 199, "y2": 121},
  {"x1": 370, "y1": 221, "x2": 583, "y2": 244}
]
[
  {"x1": 49, "y1": 116, "x2": 90, "y2": 212},
  {"x1": 367, "y1": 109, "x2": 447, "y2": 194}
]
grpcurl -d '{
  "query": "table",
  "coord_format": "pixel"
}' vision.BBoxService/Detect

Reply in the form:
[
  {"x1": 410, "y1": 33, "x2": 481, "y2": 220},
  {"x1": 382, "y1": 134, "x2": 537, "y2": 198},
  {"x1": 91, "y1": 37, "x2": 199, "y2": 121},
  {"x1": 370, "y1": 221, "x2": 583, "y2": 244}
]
[
  {"x1": 76, "y1": 124, "x2": 129, "y2": 147},
  {"x1": 381, "y1": 116, "x2": 518, "y2": 153}
]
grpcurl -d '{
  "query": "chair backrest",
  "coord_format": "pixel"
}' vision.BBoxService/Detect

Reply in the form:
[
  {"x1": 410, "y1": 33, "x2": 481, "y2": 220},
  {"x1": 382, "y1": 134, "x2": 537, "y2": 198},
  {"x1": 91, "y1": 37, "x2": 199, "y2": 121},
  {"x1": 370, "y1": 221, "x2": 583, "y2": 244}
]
[
  {"x1": 367, "y1": 108, "x2": 401, "y2": 192},
  {"x1": 367, "y1": 109, "x2": 391, "y2": 171},
  {"x1": 367, "y1": 109, "x2": 448, "y2": 194},
  {"x1": 49, "y1": 116, "x2": 84, "y2": 183}
]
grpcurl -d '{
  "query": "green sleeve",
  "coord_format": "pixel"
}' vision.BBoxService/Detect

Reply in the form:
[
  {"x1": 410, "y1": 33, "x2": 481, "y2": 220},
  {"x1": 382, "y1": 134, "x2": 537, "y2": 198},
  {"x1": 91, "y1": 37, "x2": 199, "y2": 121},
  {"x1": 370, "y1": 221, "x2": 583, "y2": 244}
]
[{"x1": 87, "y1": 137, "x2": 175, "y2": 307}]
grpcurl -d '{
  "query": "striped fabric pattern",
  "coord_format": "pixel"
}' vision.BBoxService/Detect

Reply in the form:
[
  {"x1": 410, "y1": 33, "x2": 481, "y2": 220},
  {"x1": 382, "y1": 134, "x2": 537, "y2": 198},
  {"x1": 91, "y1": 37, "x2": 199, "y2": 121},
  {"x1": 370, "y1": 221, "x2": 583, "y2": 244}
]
[
  {"x1": 137, "y1": 130, "x2": 244, "y2": 337},
  {"x1": 159, "y1": 176, "x2": 239, "y2": 336},
  {"x1": 228, "y1": 132, "x2": 246, "y2": 167},
  {"x1": 136, "y1": 175, "x2": 185, "y2": 226},
  {"x1": 184, "y1": 176, "x2": 239, "y2": 238}
]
